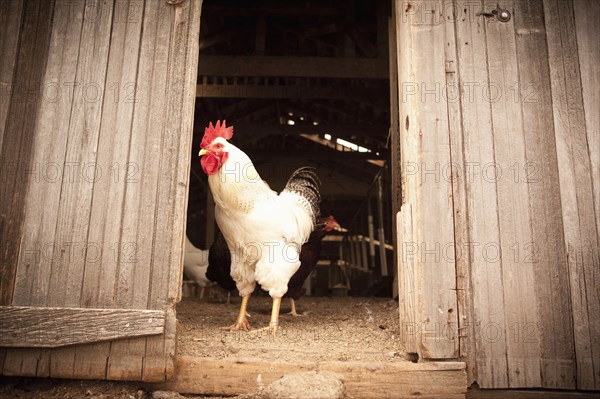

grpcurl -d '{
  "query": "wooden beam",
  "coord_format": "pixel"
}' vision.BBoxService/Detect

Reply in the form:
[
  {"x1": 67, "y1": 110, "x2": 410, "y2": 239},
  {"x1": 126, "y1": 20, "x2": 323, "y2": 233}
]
[
  {"x1": 247, "y1": 148, "x2": 387, "y2": 161},
  {"x1": 0, "y1": 306, "x2": 165, "y2": 348},
  {"x1": 467, "y1": 388, "x2": 600, "y2": 399},
  {"x1": 196, "y1": 82, "x2": 381, "y2": 100},
  {"x1": 199, "y1": 28, "x2": 252, "y2": 51},
  {"x1": 202, "y1": 4, "x2": 344, "y2": 17},
  {"x1": 218, "y1": 122, "x2": 388, "y2": 140},
  {"x1": 198, "y1": 55, "x2": 388, "y2": 79},
  {"x1": 151, "y1": 355, "x2": 467, "y2": 398}
]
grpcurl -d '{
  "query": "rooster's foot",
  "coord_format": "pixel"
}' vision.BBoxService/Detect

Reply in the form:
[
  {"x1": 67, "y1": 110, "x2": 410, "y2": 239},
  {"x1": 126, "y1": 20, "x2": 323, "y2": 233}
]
[
  {"x1": 248, "y1": 323, "x2": 279, "y2": 337},
  {"x1": 286, "y1": 309, "x2": 304, "y2": 317},
  {"x1": 221, "y1": 318, "x2": 250, "y2": 331}
]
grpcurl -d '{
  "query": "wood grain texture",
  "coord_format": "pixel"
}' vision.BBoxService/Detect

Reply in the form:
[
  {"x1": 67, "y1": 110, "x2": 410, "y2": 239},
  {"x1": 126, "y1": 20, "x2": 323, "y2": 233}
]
[
  {"x1": 573, "y1": 0, "x2": 600, "y2": 255},
  {"x1": 543, "y1": 0, "x2": 600, "y2": 390},
  {"x1": 153, "y1": 355, "x2": 467, "y2": 399},
  {"x1": 443, "y1": 0, "x2": 473, "y2": 372},
  {"x1": 397, "y1": 206, "x2": 419, "y2": 354},
  {"x1": 514, "y1": 0, "x2": 577, "y2": 389},
  {"x1": 100, "y1": 0, "x2": 147, "y2": 382},
  {"x1": 395, "y1": 0, "x2": 458, "y2": 360},
  {"x1": 2, "y1": 0, "x2": 202, "y2": 382},
  {"x1": 484, "y1": 0, "x2": 541, "y2": 387},
  {"x1": 0, "y1": 0, "x2": 24, "y2": 152},
  {"x1": 155, "y1": 0, "x2": 202, "y2": 381},
  {"x1": 0, "y1": 0, "x2": 53, "y2": 306},
  {"x1": 0, "y1": 0, "x2": 56, "y2": 379},
  {"x1": 0, "y1": 306, "x2": 164, "y2": 348}
]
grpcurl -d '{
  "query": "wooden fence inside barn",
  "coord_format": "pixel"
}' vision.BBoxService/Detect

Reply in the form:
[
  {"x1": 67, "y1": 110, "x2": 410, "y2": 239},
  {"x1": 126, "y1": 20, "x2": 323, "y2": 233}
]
[
  {"x1": 0, "y1": 0, "x2": 201, "y2": 381},
  {"x1": 396, "y1": 0, "x2": 599, "y2": 391}
]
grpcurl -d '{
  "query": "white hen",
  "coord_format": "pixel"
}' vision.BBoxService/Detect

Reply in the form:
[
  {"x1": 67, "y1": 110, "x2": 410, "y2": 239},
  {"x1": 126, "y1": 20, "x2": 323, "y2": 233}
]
[
  {"x1": 198, "y1": 121, "x2": 320, "y2": 335},
  {"x1": 183, "y1": 235, "x2": 212, "y2": 298}
]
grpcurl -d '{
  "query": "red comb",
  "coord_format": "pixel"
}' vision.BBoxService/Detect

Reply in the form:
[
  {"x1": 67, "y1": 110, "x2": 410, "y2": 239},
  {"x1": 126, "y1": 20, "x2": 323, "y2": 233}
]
[{"x1": 201, "y1": 120, "x2": 234, "y2": 148}]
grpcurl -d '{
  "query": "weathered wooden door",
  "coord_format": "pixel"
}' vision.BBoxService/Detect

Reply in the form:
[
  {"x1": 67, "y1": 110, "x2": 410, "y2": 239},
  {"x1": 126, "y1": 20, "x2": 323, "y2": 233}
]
[
  {"x1": 395, "y1": 0, "x2": 599, "y2": 390},
  {"x1": 0, "y1": 0, "x2": 201, "y2": 381}
]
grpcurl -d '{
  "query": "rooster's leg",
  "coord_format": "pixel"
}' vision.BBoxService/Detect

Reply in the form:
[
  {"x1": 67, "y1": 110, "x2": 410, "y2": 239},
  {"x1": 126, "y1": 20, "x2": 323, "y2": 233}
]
[
  {"x1": 199, "y1": 286, "x2": 206, "y2": 300},
  {"x1": 286, "y1": 298, "x2": 303, "y2": 317},
  {"x1": 250, "y1": 297, "x2": 281, "y2": 336},
  {"x1": 221, "y1": 294, "x2": 251, "y2": 331}
]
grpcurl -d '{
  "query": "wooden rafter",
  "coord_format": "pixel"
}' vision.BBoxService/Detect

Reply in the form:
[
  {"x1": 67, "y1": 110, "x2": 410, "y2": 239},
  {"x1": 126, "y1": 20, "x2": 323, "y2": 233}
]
[
  {"x1": 196, "y1": 81, "x2": 383, "y2": 100},
  {"x1": 198, "y1": 55, "x2": 388, "y2": 79}
]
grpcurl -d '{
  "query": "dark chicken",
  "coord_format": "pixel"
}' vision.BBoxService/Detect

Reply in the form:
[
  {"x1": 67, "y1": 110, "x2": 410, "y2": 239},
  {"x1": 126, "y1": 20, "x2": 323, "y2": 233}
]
[{"x1": 285, "y1": 215, "x2": 340, "y2": 316}]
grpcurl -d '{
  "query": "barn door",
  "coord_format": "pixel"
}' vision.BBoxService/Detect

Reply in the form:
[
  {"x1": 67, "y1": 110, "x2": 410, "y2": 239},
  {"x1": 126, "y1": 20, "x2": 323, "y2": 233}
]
[
  {"x1": 0, "y1": 0, "x2": 201, "y2": 381},
  {"x1": 395, "y1": 0, "x2": 599, "y2": 391}
]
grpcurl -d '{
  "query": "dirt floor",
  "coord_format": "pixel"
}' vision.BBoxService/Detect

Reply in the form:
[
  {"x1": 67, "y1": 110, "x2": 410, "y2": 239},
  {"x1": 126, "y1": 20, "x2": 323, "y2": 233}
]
[
  {"x1": 0, "y1": 377, "x2": 259, "y2": 399},
  {"x1": 176, "y1": 294, "x2": 406, "y2": 363},
  {"x1": 0, "y1": 295, "x2": 405, "y2": 399}
]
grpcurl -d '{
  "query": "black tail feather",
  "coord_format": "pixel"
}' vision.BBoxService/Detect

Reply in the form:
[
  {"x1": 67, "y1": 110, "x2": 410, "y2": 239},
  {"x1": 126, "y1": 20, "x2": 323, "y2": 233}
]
[{"x1": 282, "y1": 167, "x2": 321, "y2": 223}]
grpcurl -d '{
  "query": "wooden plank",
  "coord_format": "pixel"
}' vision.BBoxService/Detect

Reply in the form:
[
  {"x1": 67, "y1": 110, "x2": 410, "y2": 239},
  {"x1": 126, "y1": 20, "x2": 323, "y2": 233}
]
[
  {"x1": 40, "y1": 0, "x2": 115, "y2": 379},
  {"x1": 483, "y1": 0, "x2": 541, "y2": 388},
  {"x1": 0, "y1": 307, "x2": 164, "y2": 347},
  {"x1": 121, "y1": 0, "x2": 170, "y2": 381},
  {"x1": 0, "y1": 0, "x2": 24, "y2": 152},
  {"x1": 118, "y1": 0, "x2": 172, "y2": 382},
  {"x1": 514, "y1": 0, "x2": 576, "y2": 389},
  {"x1": 1, "y1": 0, "x2": 56, "y2": 379},
  {"x1": 573, "y1": 0, "x2": 600, "y2": 263},
  {"x1": 543, "y1": 0, "x2": 600, "y2": 390},
  {"x1": 467, "y1": 388, "x2": 600, "y2": 399},
  {"x1": 97, "y1": 0, "x2": 146, "y2": 382},
  {"x1": 389, "y1": 12, "x2": 400, "y2": 299},
  {"x1": 395, "y1": 0, "x2": 417, "y2": 357},
  {"x1": 153, "y1": 355, "x2": 467, "y2": 398},
  {"x1": 397, "y1": 206, "x2": 419, "y2": 354},
  {"x1": 150, "y1": 0, "x2": 202, "y2": 382},
  {"x1": 0, "y1": 0, "x2": 53, "y2": 306},
  {"x1": 398, "y1": 0, "x2": 458, "y2": 359},
  {"x1": 198, "y1": 55, "x2": 389, "y2": 79},
  {"x1": 453, "y1": 0, "x2": 508, "y2": 387},
  {"x1": 66, "y1": 0, "x2": 119, "y2": 379},
  {"x1": 442, "y1": 0, "x2": 472, "y2": 375}
]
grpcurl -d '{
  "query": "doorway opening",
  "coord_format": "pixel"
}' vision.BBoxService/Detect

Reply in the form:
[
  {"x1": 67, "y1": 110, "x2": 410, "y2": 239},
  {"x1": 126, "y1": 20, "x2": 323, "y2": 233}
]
[{"x1": 179, "y1": 0, "x2": 402, "y2": 367}]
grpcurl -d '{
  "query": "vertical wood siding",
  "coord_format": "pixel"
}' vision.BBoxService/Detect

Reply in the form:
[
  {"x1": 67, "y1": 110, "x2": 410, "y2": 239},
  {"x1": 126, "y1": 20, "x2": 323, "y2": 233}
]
[
  {"x1": 0, "y1": 0, "x2": 201, "y2": 382},
  {"x1": 396, "y1": 0, "x2": 459, "y2": 360},
  {"x1": 396, "y1": 0, "x2": 599, "y2": 390}
]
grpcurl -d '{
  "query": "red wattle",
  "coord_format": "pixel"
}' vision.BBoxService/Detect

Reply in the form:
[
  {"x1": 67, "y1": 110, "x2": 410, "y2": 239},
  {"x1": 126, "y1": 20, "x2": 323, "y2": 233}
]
[
  {"x1": 201, "y1": 152, "x2": 228, "y2": 175},
  {"x1": 201, "y1": 154, "x2": 220, "y2": 175}
]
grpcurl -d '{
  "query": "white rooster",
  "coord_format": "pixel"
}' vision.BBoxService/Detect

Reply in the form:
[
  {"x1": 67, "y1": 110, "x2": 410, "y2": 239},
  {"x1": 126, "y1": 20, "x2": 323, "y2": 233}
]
[
  {"x1": 183, "y1": 235, "x2": 212, "y2": 299},
  {"x1": 198, "y1": 121, "x2": 320, "y2": 335}
]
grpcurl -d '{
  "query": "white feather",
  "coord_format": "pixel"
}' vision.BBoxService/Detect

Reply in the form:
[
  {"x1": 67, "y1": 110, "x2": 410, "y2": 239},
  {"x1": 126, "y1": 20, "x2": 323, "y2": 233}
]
[
  {"x1": 208, "y1": 138, "x2": 315, "y2": 298},
  {"x1": 183, "y1": 235, "x2": 212, "y2": 287}
]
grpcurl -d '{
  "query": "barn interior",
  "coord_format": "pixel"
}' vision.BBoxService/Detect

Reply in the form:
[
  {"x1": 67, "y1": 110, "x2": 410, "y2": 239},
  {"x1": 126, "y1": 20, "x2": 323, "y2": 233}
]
[{"x1": 184, "y1": 0, "x2": 398, "y2": 299}]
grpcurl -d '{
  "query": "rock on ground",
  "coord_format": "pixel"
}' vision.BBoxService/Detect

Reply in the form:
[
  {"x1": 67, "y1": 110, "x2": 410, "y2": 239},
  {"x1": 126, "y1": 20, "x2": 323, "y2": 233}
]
[
  {"x1": 152, "y1": 391, "x2": 187, "y2": 399},
  {"x1": 264, "y1": 371, "x2": 345, "y2": 399}
]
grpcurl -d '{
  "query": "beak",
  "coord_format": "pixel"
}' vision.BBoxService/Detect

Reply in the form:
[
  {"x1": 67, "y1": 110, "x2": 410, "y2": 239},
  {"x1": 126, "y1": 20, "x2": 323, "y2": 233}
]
[{"x1": 199, "y1": 149, "x2": 208, "y2": 156}]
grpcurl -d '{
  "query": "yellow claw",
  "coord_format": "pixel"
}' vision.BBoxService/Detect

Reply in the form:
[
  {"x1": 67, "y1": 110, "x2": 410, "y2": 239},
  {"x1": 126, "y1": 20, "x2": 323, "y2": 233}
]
[{"x1": 222, "y1": 294, "x2": 251, "y2": 331}]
